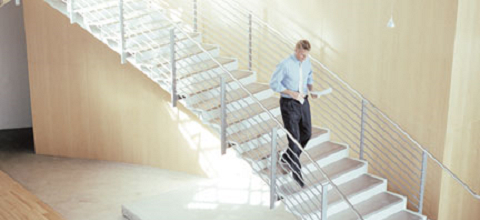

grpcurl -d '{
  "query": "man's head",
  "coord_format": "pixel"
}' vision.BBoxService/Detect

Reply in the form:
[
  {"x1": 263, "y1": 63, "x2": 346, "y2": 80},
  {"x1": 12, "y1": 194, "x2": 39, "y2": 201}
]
[{"x1": 294, "y1": 40, "x2": 311, "y2": 62}]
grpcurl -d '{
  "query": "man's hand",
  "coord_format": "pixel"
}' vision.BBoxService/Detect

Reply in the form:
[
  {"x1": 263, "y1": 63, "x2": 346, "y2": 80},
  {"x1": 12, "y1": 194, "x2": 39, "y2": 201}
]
[{"x1": 311, "y1": 93, "x2": 319, "y2": 99}]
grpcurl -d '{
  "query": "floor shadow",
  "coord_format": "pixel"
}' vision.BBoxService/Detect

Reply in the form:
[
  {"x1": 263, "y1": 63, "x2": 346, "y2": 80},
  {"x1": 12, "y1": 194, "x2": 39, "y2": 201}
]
[{"x1": 0, "y1": 128, "x2": 35, "y2": 154}]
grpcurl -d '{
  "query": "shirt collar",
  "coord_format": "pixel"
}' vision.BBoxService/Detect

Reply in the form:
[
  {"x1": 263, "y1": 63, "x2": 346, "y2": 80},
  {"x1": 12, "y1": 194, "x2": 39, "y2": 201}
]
[{"x1": 291, "y1": 54, "x2": 308, "y2": 64}]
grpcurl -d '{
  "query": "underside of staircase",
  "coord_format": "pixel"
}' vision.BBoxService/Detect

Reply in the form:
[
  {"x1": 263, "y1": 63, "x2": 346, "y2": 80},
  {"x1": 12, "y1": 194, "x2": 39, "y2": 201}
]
[{"x1": 43, "y1": 0, "x2": 427, "y2": 219}]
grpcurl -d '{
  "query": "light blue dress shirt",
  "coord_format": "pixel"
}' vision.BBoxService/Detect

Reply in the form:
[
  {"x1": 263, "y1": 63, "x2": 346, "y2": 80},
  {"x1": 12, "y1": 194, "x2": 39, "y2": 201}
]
[{"x1": 269, "y1": 54, "x2": 313, "y2": 99}]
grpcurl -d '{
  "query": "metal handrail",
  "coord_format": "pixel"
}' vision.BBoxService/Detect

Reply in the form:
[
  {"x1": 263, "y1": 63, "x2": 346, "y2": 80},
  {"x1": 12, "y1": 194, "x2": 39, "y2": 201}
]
[
  {"x1": 51, "y1": 1, "x2": 478, "y2": 220},
  {"x1": 146, "y1": 2, "x2": 365, "y2": 219},
  {"x1": 221, "y1": 0, "x2": 480, "y2": 202}
]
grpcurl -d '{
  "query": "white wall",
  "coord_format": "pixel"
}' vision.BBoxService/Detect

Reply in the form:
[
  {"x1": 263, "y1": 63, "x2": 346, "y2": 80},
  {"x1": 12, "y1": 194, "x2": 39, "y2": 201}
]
[{"x1": 0, "y1": 2, "x2": 31, "y2": 130}]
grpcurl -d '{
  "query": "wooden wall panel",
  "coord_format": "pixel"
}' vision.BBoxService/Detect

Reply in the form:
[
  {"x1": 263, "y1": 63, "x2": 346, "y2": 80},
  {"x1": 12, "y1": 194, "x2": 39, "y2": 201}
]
[
  {"x1": 438, "y1": 0, "x2": 480, "y2": 218},
  {"x1": 166, "y1": 0, "x2": 457, "y2": 218},
  {"x1": 23, "y1": 0, "x2": 220, "y2": 177}
]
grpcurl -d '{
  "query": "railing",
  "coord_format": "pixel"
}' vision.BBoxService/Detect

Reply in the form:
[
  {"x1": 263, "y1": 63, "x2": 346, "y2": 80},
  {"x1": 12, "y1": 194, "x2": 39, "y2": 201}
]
[
  {"x1": 50, "y1": 0, "x2": 480, "y2": 219},
  {"x1": 163, "y1": 0, "x2": 480, "y2": 214},
  {"x1": 60, "y1": 0, "x2": 365, "y2": 218}
]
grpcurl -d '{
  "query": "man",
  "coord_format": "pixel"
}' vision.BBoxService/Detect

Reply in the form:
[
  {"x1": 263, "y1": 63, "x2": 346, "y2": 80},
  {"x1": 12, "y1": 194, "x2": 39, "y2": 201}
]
[{"x1": 269, "y1": 40, "x2": 316, "y2": 188}]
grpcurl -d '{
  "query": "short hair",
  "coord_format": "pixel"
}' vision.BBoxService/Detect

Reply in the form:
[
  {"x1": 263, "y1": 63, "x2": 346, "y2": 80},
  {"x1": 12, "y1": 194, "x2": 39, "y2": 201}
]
[{"x1": 295, "y1": 40, "x2": 311, "y2": 51}]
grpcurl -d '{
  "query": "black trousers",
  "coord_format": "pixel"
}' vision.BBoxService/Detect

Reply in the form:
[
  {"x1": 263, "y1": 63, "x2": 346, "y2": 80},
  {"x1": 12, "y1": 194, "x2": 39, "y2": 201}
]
[{"x1": 280, "y1": 97, "x2": 312, "y2": 186}]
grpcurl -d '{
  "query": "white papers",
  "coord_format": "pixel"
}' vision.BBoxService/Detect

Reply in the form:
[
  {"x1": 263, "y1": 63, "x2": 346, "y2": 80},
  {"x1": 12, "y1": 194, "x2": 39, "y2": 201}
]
[
  {"x1": 310, "y1": 88, "x2": 333, "y2": 99},
  {"x1": 298, "y1": 95, "x2": 305, "y2": 105}
]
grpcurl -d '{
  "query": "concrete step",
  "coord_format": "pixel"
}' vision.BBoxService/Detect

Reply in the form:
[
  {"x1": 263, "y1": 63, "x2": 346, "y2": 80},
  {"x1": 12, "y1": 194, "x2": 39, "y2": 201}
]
[
  {"x1": 128, "y1": 33, "x2": 202, "y2": 61},
  {"x1": 83, "y1": 5, "x2": 157, "y2": 27},
  {"x1": 328, "y1": 192, "x2": 407, "y2": 220},
  {"x1": 208, "y1": 97, "x2": 281, "y2": 134},
  {"x1": 259, "y1": 141, "x2": 349, "y2": 178},
  {"x1": 383, "y1": 210, "x2": 427, "y2": 220},
  {"x1": 277, "y1": 158, "x2": 368, "y2": 204},
  {"x1": 72, "y1": 0, "x2": 137, "y2": 14},
  {"x1": 136, "y1": 43, "x2": 219, "y2": 66},
  {"x1": 228, "y1": 115, "x2": 283, "y2": 152},
  {"x1": 243, "y1": 127, "x2": 329, "y2": 162},
  {"x1": 78, "y1": 0, "x2": 147, "y2": 24},
  {"x1": 143, "y1": 57, "x2": 239, "y2": 90},
  {"x1": 249, "y1": 127, "x2": 331, "y2": 171},
  {"x1": 289, "y1": 174, "x2": 387, "y2": 218},
  {"x1": 182, "y1": 70, "x2": 256, "y2": 107},
  {"x1": 193, "y1": 83, "x2": 273, "y2": 121}
]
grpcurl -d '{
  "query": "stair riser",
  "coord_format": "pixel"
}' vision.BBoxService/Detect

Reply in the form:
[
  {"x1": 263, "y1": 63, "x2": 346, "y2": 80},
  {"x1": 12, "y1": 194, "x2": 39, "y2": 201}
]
[
  {"x1": 328, "y1": 181, "x2": 387, "y2": 216},
  {"x1": 209, "y1": 107, "x2": 282, "y2": 135},
  {"x1": 80, "y1": 2, "x2": 146, "y2": 23},
  {"x1": 176, "y1": 60, "x2": 239, "y2": 89},
  {"x1": 233, "y1": 129, "x2": 287, "y2": 154},
  {"x1": 227, "y1": 108, "x2": 282, "y2": 134},
  {"x1": 296, "y1": 180, "x2": 388, "y2": 218},
  {"x1": 200, "y1": 89, "x2": 274, "y2": 121},
  {"x1": 282, "y1": 164, "x2": 368, "y2": 205},
  {"x1": 95, "y1": 12, "x2": 165, "y2": 35},
  {"x1": 124, "y1": 26, "x2": 188, "y2": 48},
  {"x1": 133, "y1": 34, "x2": 204, "y2": 62},
  {"x1": 256, "y1": 143, "x2": 347, "y2": 176},
  {"x1": 141, "y1": 59, "x2": 238, "y2": 90},
  {"x1": 251, "y1": 132, "x2": 331, "y2": 171},
  {"x1": 84, "y1": 9, "x2": 153, "y2": 27},
  {"x1": 183, "y1": 72, "x2": 255, "y2": 106},
  {"x1": 365, "y1": 199, "x2": 406, "y2": 220}
]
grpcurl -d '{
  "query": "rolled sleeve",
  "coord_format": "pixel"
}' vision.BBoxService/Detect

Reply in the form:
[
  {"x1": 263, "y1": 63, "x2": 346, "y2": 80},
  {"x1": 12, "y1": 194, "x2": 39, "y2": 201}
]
[
  {"x1": 307, "y1": 69, "x2": 313, "y2": 85},
  {"x1": 307, "y1": 61, "x2": 313, "y2": 85},
  {"x1": 270, "y1": 63, "x2": 287, "y2": 92}
]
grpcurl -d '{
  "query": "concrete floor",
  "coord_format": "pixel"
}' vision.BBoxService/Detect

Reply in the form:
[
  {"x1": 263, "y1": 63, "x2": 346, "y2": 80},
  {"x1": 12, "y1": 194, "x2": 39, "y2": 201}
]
[{"x1": 0, "y1": 128, "x2": 295, "y2": 220}]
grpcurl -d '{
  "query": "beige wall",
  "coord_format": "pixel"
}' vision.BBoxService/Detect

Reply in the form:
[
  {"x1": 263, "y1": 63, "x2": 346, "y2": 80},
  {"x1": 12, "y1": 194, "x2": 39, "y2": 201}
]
[
  {"x1": 438, "y1": 0, "x2": 480, "y2": 218},
  {"x1": 23, "y1": 0, "x2": 227, "y2": 177},
  {"x1": 24, "y1": 0, "x2": 480, "y2": 218},
  {"x1": 169, "y1": 0, "x2": 456, "y2": 218}
]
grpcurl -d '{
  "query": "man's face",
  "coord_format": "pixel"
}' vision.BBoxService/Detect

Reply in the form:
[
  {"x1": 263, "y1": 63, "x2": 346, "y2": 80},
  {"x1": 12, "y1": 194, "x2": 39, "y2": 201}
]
[{"x1": 295, "y1": 48, "x2": 309, "y2": 62}]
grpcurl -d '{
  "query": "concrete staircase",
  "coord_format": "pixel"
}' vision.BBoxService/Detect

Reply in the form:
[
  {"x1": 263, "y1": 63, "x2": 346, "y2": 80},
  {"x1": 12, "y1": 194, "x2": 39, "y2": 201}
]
[{"x1": 43, "y1": 0, "x2": 427, "y2": 219}]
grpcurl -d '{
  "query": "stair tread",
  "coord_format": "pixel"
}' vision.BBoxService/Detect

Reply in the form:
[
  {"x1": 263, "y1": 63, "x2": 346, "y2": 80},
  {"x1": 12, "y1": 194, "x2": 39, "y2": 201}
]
[
  {"x1": 260, "y1": 141, "x2": 346, "y2": 176},
  {"x1": 209, "y1": 97, "x2": 279, "y2": 125},
  {"x1": 186, "y1": 70, "x2": 252, "y2": 96},
  {"x1": 104, "y1": 20, "x2": 175, "y2": 39},
  {"x1": 292, "y1": 174, "x2": 385, "y2": 215},
  {"x1": 228, "y1": 115, "x2": 283, "y2": 145},
  {"x1": 383, "y1": 210, "x2": 426, "y2": 220},
  {"x1": 279, "y1": 158, "x2": 365, "y2": 197},
  {"x1": 129, "y1": 33, "x2": 200, "y2": 53},
  {"x1": 51, "y1": 3, "x2": 421, "y2": 219},
  {"x1": 176, "y1": 57, "x2": 237, "y2": 80},
  {"x1": 192, "y1": 83, "x2": 271, "y2": 111},
  {"x1": 143, "y1": 44, "x2": 218, "y2": 68},
  {"x1": 328, "y1": 192, "x2": 404, "y2": 220},
  {"x1": 85, "y1": 8, "x2": 155, "y2": 26},
  {"x1": 74, "y1": 0, "x2": 137, "y2": 14},
  {"x1": 242, "y1": 127, "x2": 328, "y2": 161}
]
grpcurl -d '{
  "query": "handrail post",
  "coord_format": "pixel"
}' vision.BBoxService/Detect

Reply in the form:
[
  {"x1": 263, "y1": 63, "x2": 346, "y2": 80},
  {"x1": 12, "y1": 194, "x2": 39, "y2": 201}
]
[
  {"x1": 321, "y1": 183, "x2": 329, "y2": 219},
  {"x1": 69, "y1": 0, "x2": 75, "y2": 24},
  {"x1": 119, "y1": 0, "x2": 126, "y2": 64},
  {"x1": 193, "y1": 0, "x2": 198, "y2": 32},
  {"x1": 418, "y1": 151, "x2": 428, "y2": 213},
  {"x1": 170, "y1": 28, "x2": 177, "y2": 108},
  {"x1": 248, "y1": 12, "x2": 252, "y2": 71},
  {"x1": 359, "y1": 99, "x2": 367, "y2": 160},
  {"x1": 270, "y1": 126, "x2": 278, "y2": 209},
  {"x1": 15, "y1": 0, "x2": 20, "y2": 6},
  {"x1": 220, "y1": 75, "x2": 227, "y2": 155}
]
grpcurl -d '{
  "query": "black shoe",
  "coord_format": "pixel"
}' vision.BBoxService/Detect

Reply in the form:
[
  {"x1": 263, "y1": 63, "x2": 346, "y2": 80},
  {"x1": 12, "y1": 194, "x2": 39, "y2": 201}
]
[
  {"x1": 293, "y1": 174, "x2": 305, "y2": 188},
  {"x1": 276, "y1": 195, "x2": 284, "y2": 201}
]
